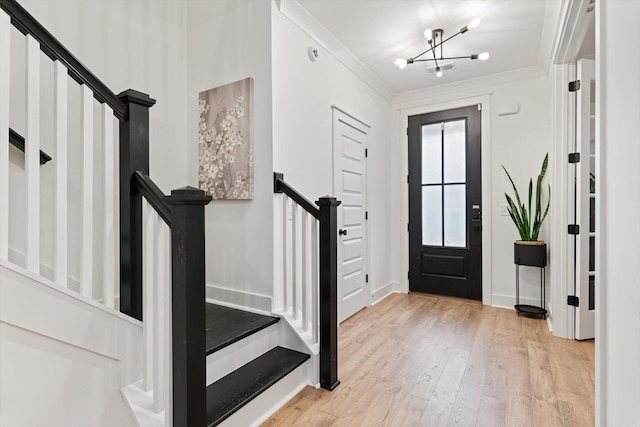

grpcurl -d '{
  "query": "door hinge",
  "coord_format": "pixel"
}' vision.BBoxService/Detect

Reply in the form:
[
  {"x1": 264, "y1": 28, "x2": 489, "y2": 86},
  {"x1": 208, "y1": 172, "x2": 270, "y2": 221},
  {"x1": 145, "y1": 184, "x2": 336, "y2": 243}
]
[
  {"x1": 406, "y1": 127, "x2": 409, "y2": 136},
  {"x1": 568, "y1": 224, "x2": 580, "y2": 235},
  {"x1": 407, "y1": 174, "x2": 409, "y2": 184},
  {"x1": 568, "y1": 152, "x2": 581, "y2": 163},
  {"x1": 569, "y1": 80, "x2": 581, "y2": 92},
  {"x1": 408, "y1": 271, "x2": 410, "y2": 280},
  {"x1": 365, "y1": 148, "x2": 368, "y2": 158},
  {"x1": 366, "y1": 274, "x2": 369, "y2": 283},
  {"x1": 567, "y1": 295, "x2": 580, "y2": 307},
  {"x1": 407, "y1": 223, "x2": 410, "y2": 232},
  {"x1": 365, "y1": 211, "x2": 368, "y2": 220},
  {"x1": 478, "y1": 104, "x2": 482, "y2": 111}
]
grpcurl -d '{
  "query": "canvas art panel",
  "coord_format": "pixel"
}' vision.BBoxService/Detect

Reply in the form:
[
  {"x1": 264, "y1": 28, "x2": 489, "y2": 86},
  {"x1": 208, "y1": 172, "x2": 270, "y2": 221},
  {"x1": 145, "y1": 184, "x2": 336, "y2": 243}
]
[{"x1": 198, "y1": 78, "x2": 254, "y2": 199}]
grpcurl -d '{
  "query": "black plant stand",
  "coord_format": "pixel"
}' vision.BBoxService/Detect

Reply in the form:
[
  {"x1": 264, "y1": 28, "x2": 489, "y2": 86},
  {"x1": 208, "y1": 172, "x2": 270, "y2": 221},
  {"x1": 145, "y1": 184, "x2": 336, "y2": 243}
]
[{"x1": 514, "y1": 242, "x2": 547, "y2": 318}]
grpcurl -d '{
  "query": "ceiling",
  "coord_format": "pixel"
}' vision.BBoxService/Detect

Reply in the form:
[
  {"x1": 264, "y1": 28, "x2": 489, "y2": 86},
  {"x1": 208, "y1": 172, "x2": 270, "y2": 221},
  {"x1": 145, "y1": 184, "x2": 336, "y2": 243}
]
[{"x1": 297, "y1": 0, "x2": 553, "y2": 94}]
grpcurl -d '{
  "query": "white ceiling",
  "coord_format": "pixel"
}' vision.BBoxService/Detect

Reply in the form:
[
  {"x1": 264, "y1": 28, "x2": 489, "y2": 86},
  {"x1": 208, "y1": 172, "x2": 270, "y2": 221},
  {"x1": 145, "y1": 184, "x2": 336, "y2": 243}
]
[{"x1": 297, "y1": 0, "x2": 553, "y2": 94}]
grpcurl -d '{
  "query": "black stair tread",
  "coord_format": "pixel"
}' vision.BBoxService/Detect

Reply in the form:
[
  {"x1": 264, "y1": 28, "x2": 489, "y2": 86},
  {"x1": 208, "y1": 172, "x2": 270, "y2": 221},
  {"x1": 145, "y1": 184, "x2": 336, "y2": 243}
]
[
  {"x1": 206, "y1": 346, "x2": 310, "y2": 426},
  {"x1": 205, "y1": 303, "x2": 279, "y2": 355}
]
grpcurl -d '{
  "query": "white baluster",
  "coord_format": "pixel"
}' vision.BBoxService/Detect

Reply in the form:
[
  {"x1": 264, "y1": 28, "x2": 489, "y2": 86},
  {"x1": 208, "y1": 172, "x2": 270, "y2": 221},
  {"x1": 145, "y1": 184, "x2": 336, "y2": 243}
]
[
  {"x1": 25, "y1": 35, "x2": 40, "y2": 273},
  {"x1": 54, "y1": 61, "x2": 68, "y2": 286},
  {"x1": 292, "y1": 203, "x2": 299, "y2": 321},
  {"x1": 0, "y1": 11, "x2": 10, "y2": 261},
  {"x1": 301, "y1": 212, "x2": 309, "y2": 333},
  {"x1": 103, "y1": 105, "x2": 115, "y2": 307},
  {"x1": 154, "y1": 217, "x2": 168, "y2": 413},
  {"x1": 311, "y1": 219, "x2": 319, "y2": 344},
  {"x1": 163, "y1": 223, "x2": 172, "y2": 425},
  {"x1": 142, "y1": 200, "x2": 154, "y2": 392},
  {"x1": 284, "y1": 196, "x2": 293, "y2": 315},
  {"x1": 272, "y1": 194, "x2": 284, "y2": 313},
  {"x1": 80, "y1": 85, "x2": 93, "y2": 296}
]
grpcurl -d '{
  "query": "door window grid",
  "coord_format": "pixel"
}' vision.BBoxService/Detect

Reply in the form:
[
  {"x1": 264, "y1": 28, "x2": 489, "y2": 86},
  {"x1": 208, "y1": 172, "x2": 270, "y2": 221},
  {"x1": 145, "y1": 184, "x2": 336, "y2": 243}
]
[{"x1": 421, "y1": 120, "x2": 467, "y2": 248}]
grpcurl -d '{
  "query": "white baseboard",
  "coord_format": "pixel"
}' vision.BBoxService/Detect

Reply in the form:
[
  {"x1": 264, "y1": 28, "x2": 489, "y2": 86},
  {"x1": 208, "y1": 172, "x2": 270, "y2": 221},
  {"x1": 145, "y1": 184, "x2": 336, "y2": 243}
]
[
  {"x1": 491, "y1": 293, "x2": 548, "y2": 312},
  {"x1": 8, "y1": 247, "x2": 81, "y2": 291},
  {"x1": 371, "y1": 282, "x2": 399, "y2": 305},
  {"x1": 205, "y1": 283, "x2": 272, "y2": 313}
]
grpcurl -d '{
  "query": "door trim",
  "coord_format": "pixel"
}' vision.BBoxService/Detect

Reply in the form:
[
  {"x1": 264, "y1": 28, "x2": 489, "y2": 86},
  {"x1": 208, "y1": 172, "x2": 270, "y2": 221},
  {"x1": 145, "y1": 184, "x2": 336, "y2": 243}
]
[
  {"x1": 399, "y1": 95, "x2": 492, "y2": 305},
  {"x1": 332, "y1": 107, "x2": 370, "y2": 321}
]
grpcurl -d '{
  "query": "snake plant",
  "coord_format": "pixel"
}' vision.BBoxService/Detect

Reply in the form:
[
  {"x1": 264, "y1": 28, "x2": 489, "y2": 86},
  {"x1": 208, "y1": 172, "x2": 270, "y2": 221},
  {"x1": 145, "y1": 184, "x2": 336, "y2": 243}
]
[{"x1": 502, "y1": 153, "x2": 550, "y2": 241}]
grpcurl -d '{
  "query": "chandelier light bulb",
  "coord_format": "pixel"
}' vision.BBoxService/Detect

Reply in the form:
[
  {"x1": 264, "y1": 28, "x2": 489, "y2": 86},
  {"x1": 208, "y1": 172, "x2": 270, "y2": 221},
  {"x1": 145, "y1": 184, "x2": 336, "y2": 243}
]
[
  {"x1": 478, "y1": 51, "x2": 490, "y2": 60},
  {"x1": 469, "y1": 19, "x2": 481, "y2": 29},
  {"x1": 435, "y1": 66, "x2": 443, "y2": 77},
  {"x1": 394, "y1": 58, "x2": 408, "y2": 69},
  {"x1": 424, "y1": 28, "x2": 433, "y2": 41}
]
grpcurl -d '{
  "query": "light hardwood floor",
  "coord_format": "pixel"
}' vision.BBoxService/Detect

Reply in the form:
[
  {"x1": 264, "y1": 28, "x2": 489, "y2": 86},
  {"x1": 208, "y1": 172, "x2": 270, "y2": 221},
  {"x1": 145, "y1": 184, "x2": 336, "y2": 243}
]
[{"x1": 263, "y1": 293, "x2": 594, "y2": 427}]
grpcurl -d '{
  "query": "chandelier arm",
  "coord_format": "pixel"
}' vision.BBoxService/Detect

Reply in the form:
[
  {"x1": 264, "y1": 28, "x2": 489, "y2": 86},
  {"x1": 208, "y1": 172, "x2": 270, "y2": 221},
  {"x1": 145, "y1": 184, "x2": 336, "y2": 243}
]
[
  {"x1": 411, "y1": 45, "x2": 436, "y2": 62},
  {"x1": 413, "y1": 55, "x2": 479, "y2": 63}
]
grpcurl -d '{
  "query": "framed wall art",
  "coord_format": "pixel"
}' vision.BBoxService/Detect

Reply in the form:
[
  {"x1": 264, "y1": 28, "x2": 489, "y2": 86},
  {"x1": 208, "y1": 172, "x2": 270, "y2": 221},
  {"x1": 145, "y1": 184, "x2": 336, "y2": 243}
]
[{"x1": 198, "y1": 77, "x2": 254, "y2": 199}]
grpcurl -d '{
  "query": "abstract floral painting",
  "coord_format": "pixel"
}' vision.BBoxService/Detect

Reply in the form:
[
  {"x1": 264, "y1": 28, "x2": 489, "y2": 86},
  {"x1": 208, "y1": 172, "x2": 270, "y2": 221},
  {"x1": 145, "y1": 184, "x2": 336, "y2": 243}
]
[{"x1": 198, "y1": 78, "x2": 254, "y2": 199}]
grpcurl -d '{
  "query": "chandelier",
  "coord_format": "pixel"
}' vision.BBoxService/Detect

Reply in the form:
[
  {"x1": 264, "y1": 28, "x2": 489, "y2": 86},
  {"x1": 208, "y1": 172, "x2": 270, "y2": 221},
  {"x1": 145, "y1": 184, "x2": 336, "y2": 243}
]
[{"x1": 394, "y1": 20, "x2": 489, "y2": 77}]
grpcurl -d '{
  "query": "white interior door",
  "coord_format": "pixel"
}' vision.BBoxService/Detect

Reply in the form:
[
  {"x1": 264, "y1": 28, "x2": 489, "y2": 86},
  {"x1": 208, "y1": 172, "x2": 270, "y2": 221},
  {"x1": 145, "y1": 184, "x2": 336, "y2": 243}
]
[
  {"x1": 576, "y1": 58, "x2": 596, "y2": 340},
  {"x1": 333, "y1": 108, "x2": 369, "y2": 323}
]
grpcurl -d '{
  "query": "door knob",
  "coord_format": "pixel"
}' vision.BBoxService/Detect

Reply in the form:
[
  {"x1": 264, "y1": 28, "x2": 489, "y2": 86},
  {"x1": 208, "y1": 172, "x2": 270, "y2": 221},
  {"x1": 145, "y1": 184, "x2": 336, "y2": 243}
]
[{"x1": 339, "y1": 229, "x2": 348, "y2": 236}]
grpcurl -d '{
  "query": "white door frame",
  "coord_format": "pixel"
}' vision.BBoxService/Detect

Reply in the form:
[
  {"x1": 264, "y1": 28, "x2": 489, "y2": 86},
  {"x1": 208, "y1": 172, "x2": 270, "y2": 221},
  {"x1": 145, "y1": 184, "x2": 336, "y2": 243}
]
[
  {"x1": 332, "y1": 105, "x2": 371, "y2": 321},
  {"x1": 398, "y1": 95, "x2": 492, "y2": 305}
]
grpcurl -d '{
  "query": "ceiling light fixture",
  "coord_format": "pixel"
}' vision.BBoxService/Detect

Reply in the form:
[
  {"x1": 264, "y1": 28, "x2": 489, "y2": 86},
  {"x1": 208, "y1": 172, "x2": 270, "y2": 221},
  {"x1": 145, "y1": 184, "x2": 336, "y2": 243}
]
[{"x1": 395, "y1": 20, "x2": 489, "y2": 78}]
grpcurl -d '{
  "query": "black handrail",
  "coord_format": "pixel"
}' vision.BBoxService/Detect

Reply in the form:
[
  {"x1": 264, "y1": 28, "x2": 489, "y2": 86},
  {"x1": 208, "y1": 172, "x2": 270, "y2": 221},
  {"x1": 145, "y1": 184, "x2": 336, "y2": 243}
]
[
  {"x1": 0, "y1": 0, "x2": 128, "y2": 120},
  {"x1": 273, "y1": 171, "x2": 340, "y2": 391},
  {"x1": 273, "y1": 172, "x2": 320, "y2": 220},
  {"x1": 8, "y1": 128, "x2": 51, "y2": 164},
  {"x1": 133, "y1": 171, "x2": 171, "y2": 226}
]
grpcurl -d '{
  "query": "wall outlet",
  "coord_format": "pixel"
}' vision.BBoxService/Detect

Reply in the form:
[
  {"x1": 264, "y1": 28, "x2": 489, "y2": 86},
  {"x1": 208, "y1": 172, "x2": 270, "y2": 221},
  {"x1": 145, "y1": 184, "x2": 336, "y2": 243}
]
[{"x1": 500, "y1": 204, "x2": 509, "y2": 216}]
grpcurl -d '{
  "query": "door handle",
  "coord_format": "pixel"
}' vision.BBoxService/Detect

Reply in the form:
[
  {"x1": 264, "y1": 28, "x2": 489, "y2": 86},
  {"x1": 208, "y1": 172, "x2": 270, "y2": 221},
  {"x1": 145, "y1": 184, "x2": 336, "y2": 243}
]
[
  {"x1": 472, "y1": 204, "x2": 482, "y2": 222},
  {"x1": 339, "y1": 229, "x2": 348, "y2": 236}
]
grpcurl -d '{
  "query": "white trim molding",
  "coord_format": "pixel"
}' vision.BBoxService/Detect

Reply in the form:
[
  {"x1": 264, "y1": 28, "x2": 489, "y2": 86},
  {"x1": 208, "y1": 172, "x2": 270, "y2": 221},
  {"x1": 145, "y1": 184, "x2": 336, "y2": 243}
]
[{"x1": 276, "y1": 0, "x2": 393, "y2": 102}]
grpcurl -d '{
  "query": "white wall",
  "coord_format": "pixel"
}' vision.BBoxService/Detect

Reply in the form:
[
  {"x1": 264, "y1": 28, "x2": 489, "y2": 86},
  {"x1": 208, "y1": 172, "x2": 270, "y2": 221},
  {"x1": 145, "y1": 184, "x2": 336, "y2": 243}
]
[
  {"x1": 597, "y1": 0, "x2": 640, "y2": 424},
  {"x1": 186, "y1": 0, "x2": 274, "y2": 307},
  {"x1": 392, "y1": 68, "x2": 554, "y2": 308},
  {"x1": 271, "y1": 3, "x2": 395, "y2": 300},
  {"x1": 0, "y1": 261, "x2": 142, "y2": 427}
]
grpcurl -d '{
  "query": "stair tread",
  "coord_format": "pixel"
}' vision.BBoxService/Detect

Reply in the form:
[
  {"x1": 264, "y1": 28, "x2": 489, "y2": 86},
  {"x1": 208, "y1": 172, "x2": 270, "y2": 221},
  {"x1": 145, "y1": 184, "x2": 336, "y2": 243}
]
[
  {"x1": 206, "y1": 346, "x2": 310, "y2": 426},
  {"x1": 206, "y1": 303, "x2": 279, "y2": 355}
]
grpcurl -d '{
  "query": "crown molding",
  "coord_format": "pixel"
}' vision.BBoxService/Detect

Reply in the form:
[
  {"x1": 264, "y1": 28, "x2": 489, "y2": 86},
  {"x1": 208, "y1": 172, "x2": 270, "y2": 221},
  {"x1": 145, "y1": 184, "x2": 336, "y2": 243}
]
[{"x1": 276, "y1": 0, "x2": 394, "y2": 102}]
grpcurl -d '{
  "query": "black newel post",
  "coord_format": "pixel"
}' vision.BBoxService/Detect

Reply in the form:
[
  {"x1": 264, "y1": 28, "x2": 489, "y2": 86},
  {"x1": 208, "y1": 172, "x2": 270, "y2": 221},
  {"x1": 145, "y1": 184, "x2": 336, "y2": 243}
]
[
  {"x1": 118, "y1": 89, "x2": 156, "y2": 321},
  {"x1": 167, "y1": 186, "x2": 212, "y2": 427},
  {"x1": 316, "y1": 196, "x2": 341, "y2": 391}
]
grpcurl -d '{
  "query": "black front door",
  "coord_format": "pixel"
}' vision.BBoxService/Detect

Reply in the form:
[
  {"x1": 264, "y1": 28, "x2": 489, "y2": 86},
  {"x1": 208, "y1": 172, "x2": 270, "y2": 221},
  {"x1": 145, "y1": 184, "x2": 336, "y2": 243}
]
[{"x1": 408, "y1": 105, "x2": 482, "y2": 300}]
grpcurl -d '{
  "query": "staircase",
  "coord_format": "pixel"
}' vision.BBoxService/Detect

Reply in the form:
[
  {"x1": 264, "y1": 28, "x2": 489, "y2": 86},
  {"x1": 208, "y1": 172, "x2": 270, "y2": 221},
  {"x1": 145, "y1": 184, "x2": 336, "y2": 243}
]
[
  {"x1": 204, "y1": 304, "x2": 309, "y2": 426},
  {"x1": 0, "y1": 0, "x2": 340, "y2": 425}
]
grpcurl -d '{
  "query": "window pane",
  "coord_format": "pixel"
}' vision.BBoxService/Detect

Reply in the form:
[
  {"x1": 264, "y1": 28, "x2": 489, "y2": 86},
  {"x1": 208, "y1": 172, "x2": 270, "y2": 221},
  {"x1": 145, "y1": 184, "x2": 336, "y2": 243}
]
[
  {"x1": 444, "y1": 184, "x2": 466, "y2": 247},
  {"x1": 422, "y1": 186, "x2": 442, "y2": 246},
  {"x1": 443, "y1": 120, "x2": 466, "y2": 183},
  {"x1": 589, "y1": 275, "x2": 595, "y2": 310},
  {"x1": 422, "y1": 123, "x2": 442, "y2": 184},
  {"x1": 589, "y1": 236, "x2": 595, "y2": 272}
]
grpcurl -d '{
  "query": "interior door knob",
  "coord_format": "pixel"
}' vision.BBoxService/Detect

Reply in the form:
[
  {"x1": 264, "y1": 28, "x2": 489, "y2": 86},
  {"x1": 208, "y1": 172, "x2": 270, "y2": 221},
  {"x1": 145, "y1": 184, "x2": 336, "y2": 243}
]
[{"x1": 339, "y1": 229, "x2": 348, "y2": 236}]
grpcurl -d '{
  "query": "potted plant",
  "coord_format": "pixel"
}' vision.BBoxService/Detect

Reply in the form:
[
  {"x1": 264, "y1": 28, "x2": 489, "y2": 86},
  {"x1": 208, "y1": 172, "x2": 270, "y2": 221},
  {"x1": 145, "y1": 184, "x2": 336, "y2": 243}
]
[{"x1": 503, "y1": 153, "x2": 550, "y2": 267}]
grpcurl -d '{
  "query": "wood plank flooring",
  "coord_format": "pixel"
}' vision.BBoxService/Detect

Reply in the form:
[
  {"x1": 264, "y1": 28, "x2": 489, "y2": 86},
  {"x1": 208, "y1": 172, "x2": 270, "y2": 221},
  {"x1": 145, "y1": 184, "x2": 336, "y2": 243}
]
[{"x1": 263, "y1": 293, "x2": 594, "y2": 427}]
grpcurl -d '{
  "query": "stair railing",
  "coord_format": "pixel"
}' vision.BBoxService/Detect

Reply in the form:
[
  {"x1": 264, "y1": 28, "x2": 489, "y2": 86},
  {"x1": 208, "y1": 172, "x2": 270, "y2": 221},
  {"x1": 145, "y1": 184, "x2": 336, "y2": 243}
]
[
  {"x1": 0, "y1": 1, "x2": 211, "y2": 424},
  {"x1": 135, "y1": 172, "x2": 211, "y2": 425},
  {"x1": 0, "y1": 0, "x2": 126, "y2": 306},
  {"x1": 273, "y1": 172, "x2": 341, "y2": 391}
]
